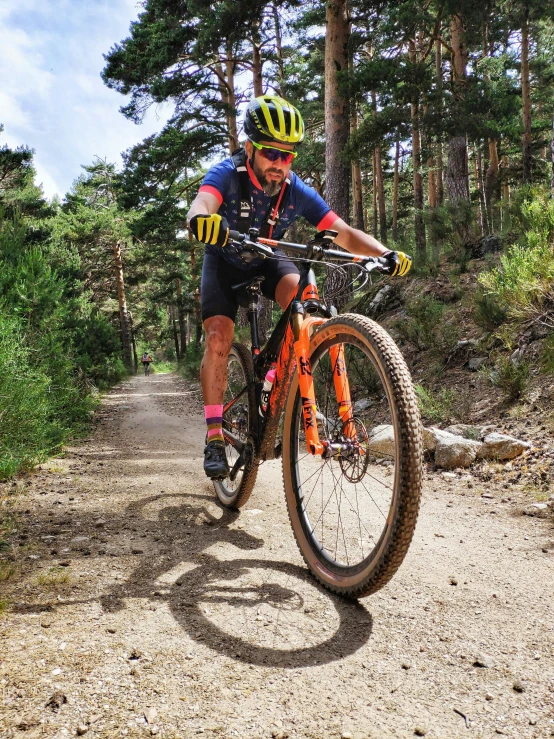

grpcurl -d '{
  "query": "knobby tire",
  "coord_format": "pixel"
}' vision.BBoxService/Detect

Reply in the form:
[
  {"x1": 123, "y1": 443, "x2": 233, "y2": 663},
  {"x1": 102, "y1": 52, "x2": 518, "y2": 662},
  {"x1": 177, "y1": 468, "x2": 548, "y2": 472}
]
[
  {"x1": 282, "y1": 314, "x2": 423, "y2": 598},
  {"x1": 214, "y1": 343, "x2": 259, "y2": 509}
]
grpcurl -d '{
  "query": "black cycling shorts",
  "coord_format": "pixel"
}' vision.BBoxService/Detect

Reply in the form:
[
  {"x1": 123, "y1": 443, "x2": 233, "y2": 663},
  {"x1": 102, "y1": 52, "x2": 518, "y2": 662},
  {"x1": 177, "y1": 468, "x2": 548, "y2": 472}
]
[{"x1": 201, "y1": 249, "x2": 300, "y2": 322}]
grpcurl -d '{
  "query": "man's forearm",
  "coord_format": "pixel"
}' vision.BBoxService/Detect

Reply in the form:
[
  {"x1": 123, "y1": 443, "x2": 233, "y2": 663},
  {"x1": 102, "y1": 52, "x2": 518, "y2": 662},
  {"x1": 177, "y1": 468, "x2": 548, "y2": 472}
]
[
  {"x1": 186, "y1": 193, "x2": 219, "y2": 224},
  {"x1": 330, "y1": 218, "x2": 388, "y2": 258}
]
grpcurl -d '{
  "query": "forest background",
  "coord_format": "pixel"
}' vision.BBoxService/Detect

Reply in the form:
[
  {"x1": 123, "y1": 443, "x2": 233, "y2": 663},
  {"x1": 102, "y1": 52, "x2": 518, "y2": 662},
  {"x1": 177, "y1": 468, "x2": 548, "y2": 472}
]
[{"x1": 1, "y1": 0, "x2": 554, "y2": 480}]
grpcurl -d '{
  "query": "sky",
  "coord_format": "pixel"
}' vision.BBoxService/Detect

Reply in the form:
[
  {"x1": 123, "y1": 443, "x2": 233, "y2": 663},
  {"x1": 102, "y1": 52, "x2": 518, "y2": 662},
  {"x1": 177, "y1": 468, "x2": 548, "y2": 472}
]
[{"x1": 0, "y1": 0, "x2": 167, "y2": 199}]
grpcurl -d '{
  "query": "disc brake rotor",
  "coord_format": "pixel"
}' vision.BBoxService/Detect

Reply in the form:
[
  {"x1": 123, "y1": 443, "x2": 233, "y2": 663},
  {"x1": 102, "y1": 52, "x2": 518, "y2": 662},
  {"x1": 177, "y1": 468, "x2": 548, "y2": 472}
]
[{"x1": 338, "y1": 416, "x2": 370, "y2": 483}]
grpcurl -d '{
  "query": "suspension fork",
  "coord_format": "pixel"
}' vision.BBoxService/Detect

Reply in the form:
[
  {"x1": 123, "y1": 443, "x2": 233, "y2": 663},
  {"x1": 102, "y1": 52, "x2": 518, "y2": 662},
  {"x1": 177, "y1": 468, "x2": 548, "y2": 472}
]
[
  {"x1": 329, "y1": 343, "x2": 356, "y2": 438},
  {"x1": 294, "y1": 315, "x2": 357, "y2": 454},
  {"x1": 293, "y1": 311, "x2": 326, "y2": 455}
]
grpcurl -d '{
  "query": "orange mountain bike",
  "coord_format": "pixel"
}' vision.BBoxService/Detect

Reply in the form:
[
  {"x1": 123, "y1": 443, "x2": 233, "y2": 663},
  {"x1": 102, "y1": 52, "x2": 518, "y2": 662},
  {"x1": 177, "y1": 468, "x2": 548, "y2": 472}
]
[{"x1": 215, "y1": 228, "x2": 423, "y2": 598}]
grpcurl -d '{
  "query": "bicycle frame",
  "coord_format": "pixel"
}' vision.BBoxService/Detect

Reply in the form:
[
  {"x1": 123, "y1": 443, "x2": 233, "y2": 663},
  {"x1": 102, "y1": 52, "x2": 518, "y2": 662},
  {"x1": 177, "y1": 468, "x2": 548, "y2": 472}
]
[
  {"x1": 223, "y1": 248, "x2": 356, "y2": 461},
  {"x1": 221, "y1": 228, "x2": 389, "y2": 463}
]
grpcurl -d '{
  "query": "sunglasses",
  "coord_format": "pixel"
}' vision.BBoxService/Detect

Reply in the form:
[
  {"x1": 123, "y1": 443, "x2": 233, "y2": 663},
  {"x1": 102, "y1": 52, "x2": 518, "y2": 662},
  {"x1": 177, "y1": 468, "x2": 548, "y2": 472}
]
[{"x1": 250, "y1": 139, "x2": 297, "y2": 165}]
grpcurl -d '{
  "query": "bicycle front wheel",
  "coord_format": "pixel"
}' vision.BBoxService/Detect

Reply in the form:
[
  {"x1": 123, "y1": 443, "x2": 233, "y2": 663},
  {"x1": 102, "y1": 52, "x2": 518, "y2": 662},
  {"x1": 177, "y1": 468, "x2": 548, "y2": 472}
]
[
  {"x1": 214, "y1": 343, "x2": 258, "y2": 509},
  {"x1": 282, "y1": 314, "x2": 423, "y2": 598}
]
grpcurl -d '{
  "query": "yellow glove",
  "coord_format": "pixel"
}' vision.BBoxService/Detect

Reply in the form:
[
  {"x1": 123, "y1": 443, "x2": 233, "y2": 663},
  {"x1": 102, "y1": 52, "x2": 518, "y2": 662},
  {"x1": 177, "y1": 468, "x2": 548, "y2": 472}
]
[
  {"x1": 382, "y1": 250, "x2": 412, "y2": 276},
  {"x1": 189, "y1": 214, "x2": 229, "y2": 248}
]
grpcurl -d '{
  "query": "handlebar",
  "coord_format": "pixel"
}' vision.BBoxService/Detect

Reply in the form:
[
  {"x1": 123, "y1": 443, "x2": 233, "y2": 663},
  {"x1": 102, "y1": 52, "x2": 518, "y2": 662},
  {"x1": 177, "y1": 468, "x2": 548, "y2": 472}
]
[{"x1": 227, "y1": 229, "x2": 393, "y2": 274}]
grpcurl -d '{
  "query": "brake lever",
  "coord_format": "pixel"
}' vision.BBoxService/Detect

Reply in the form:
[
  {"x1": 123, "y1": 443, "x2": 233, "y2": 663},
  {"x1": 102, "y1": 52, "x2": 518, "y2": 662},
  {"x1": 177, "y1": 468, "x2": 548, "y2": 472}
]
[
  {"x1": 227, "y1": 230, "x2": 274, "y2": 261},
  {"x1": 361, "y1": 256, "x2": 391, "y2": 274}
]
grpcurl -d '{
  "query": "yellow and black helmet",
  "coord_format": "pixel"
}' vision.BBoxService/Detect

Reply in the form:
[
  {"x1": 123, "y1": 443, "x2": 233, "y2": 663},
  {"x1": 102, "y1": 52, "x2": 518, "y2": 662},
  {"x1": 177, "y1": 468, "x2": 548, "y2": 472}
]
[{"x1": 243, "y1": 95, "x2": 305, "y2": 145}]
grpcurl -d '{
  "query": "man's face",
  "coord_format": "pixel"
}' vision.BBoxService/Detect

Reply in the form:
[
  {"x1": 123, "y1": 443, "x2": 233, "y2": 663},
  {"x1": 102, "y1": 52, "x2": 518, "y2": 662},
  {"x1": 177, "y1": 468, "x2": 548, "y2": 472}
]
[{"x1": 245, "y1": 139, "x2": 295, "y2": 197}]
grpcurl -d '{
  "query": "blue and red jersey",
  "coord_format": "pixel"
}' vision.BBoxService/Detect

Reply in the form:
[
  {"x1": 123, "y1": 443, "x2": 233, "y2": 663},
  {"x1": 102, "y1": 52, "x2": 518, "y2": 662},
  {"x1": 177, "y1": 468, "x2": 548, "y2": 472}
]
[{"x1": 198, "y1": 156, "x2": 338, "y2": 269}]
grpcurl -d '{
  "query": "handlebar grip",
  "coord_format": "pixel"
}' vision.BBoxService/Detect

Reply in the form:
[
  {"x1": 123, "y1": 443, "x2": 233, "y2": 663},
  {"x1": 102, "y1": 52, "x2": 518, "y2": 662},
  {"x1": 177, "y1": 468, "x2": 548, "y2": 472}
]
[{"x1": 228, "y1": 229, "x2": 245, "y2": 243}]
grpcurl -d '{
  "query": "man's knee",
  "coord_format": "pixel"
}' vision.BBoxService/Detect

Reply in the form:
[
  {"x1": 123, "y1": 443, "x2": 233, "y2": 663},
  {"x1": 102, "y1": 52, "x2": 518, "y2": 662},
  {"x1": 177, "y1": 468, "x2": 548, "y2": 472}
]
[{"x1": 204, "y1": 316, "x2": 234, "y2": 357}]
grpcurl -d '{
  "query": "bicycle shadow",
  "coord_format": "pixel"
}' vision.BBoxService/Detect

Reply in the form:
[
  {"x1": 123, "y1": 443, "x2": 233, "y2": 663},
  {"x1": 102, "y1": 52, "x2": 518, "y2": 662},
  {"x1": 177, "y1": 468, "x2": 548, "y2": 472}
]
[
  {"x1": 99, "y1": 492, "x2": 373, "y2": 668},
  {"x1": 170, "y1": 554, "x2": 373, "y2": 668}
]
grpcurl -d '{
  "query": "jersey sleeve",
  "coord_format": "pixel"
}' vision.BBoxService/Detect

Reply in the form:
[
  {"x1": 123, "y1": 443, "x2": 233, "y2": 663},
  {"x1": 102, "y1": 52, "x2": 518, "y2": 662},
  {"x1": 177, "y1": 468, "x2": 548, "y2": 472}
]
[
  {"x1": 198, "y1": 159, "x2": 236, "y2": 207},
  {"x1": 293, "y1": 176, "x2": 339, "y2": 231}
]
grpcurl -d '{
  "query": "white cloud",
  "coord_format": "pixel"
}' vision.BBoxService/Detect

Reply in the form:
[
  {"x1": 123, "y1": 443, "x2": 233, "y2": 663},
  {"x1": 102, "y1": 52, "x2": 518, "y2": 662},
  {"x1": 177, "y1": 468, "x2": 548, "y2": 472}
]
[{"x1": 0, "y1": 0, "x2": 167, "y2": 199}]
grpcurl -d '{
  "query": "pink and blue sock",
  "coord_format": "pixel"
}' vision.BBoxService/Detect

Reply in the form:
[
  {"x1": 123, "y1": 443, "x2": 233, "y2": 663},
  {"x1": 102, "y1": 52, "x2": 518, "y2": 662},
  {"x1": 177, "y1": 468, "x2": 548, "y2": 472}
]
[{"x1": 205, "y1": 404, "x2": 224, "y2": 443}]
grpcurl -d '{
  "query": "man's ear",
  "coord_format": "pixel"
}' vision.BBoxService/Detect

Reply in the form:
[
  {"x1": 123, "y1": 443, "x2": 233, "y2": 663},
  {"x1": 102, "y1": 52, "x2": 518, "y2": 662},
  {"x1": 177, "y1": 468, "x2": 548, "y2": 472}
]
[{"x1": 244, "y1": 140, "x2": 253, "y2": 158}]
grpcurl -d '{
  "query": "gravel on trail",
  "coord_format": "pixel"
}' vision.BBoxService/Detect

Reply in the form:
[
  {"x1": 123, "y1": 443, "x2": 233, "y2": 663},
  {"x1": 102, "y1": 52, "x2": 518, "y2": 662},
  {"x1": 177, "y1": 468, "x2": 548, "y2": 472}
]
[{"x1": 1, "y1": 372, "x2": 553, "y2": 739}]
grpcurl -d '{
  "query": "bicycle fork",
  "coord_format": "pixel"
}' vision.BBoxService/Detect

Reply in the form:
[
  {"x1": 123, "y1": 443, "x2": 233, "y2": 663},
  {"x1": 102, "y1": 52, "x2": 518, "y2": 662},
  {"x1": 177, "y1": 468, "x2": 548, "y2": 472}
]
[{"x1": 292, "y1": 309, "x2": 357, "y2": 458}]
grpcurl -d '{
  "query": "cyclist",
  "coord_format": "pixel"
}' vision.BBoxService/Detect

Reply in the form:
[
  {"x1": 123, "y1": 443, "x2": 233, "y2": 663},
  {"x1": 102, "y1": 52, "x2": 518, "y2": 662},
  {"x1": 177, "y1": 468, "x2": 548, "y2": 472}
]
[
  {"x1": 187, "y1": 94, "x2": 411, "y2": 480},
  {"x1": 141, "y1": 352, "x2": 153, "y2": 375}
]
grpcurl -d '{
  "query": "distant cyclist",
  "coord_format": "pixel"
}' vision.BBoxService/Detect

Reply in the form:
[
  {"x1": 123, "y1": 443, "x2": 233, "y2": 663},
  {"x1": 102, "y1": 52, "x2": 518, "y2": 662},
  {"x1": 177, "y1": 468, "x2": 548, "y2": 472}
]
[{"x1": 141, "y1": 352, "x2": 153, "y2": 376}]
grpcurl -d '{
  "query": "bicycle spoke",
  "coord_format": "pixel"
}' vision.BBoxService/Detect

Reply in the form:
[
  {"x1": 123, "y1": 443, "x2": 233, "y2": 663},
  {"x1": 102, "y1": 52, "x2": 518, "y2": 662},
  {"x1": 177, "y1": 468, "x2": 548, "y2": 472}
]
[{"x1": 290, "y1": 332, "x2": 399, "y2": 569}]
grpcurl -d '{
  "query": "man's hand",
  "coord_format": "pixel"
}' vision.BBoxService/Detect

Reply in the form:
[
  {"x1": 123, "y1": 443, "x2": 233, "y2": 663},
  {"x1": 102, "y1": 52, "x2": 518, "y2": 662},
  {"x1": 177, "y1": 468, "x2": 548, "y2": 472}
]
[
  {"x1": 189, "y1": 214, "x2": 229, "y2": 248},
  {"x1": 382, "y1": 250, "x2": 412, "y2": 276}
]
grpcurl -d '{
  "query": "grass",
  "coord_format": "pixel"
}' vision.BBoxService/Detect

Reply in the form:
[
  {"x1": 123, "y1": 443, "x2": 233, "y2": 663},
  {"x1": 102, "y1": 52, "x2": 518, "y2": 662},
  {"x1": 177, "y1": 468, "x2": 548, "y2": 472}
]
[
  {"x1": 0, "y1": 561, "x2": 16, "y2": 581},
  {"x1": 0, "y1": 598, "x2": 7, "y2": 615},
  {"x1": 415, "y1": 384, "x2": 456, "y2": 425},
  {"x1": 36, "y1": 566, "x2": 71, "y2": 587},
  {"x1": 506, "y1": 404, "x2": 527, "y2": 420},
  {"x1": 482, "y1": 356, "x2": 530, "y2": 401},
  {"x1": 151, "y1": 360, "x2": 176, "y2": 374}
]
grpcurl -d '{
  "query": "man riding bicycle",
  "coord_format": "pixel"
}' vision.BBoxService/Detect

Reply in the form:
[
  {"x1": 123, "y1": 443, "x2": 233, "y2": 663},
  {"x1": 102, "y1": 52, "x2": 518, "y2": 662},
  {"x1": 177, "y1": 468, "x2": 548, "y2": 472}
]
[
  {"x1": 187, "y1": 94, "x2": 412, "y2": 480},
  {"x1": 141, "y1": 352, "x2": 153, "y2": 374}
]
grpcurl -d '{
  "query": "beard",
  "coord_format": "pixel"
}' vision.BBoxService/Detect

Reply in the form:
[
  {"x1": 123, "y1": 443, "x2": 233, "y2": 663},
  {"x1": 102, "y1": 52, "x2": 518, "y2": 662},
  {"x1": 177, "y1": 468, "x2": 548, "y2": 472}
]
[{"x1": 252, "y1": 158, "x2": 285, "y2": 197}]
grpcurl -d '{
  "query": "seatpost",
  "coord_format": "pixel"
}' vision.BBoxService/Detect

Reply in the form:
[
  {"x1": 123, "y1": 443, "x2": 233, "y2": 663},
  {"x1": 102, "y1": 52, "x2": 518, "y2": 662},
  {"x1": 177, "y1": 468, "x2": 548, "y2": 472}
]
[{"x1": 248, "y1": 293, "x2": 260, "y2": 355}]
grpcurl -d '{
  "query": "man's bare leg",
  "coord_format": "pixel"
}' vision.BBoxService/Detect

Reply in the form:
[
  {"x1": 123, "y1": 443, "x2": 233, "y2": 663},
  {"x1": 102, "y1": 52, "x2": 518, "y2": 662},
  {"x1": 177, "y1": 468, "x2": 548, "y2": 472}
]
[
  {"x1": 275, "y1": 273, "x2": 300, "y2": 309},
  {"x1": 201, "y1": 273, "x2": 298, "y2": 404},
  {"x1": 200, "y1": 315, "x2": 235, "y2": 405}
]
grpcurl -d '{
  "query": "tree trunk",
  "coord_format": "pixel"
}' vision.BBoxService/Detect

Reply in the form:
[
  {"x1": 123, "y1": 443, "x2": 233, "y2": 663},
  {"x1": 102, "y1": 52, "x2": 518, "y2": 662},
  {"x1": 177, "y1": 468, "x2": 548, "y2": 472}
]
[
  {"x1": 194, "y1": 288, "x2": 202, "y2": 346},
  {"x1": 350, "y1": 59, "x2": 364, "y2": 231},
  {"x1": 485, "y1": 139, "x2": 499, "y2": 230},
  {"x1": 409, "y1": 38, "x2": 426, "y2": 265},
  {"x1": 169, "y1": 304, "x2": 180, "y2": 360},
  {"x1": 446, "y1": 135, "x2": 470, "y2": 202},
  {"x1": 216, "y1": 54, "x2": 238, "y2": 154},
  {"x1": 112, "y1": 241, "x2": 133, "y2": 372},
  {"x1": 351, "y1": 161, "x2": 364, "y2": 230},
  {"x1": 176, "y1": 278, "x2": 187, "y2": 357},
  {"x1": 435, "y1": 38, "x2": 444, "y2": 206},
  {"x1": 445, "y1": 14, "x2": 469, "y2": 204},
  {"x1": 189, "y1": 245, "x2": 202, "y2": 347},
  {"x1": 521, "y1": 14, "x2": 532, "y2": 184},
  {"x1": 501, "y1": 154, "x2": 510, "y2": 230},
  {"x1": 375, "y1": 145, "x2": 387, "y2": 243},
  {"x1": 252, "y1": 20, "x2": 263, "y2": 97},
  {"x1": 273, "y1": 4, "x2": 285, "y2": 96},
  {"x1": 225, "y1": 42, "x2": 238, "y2": 153},
  {"x1": 372, "y1": 149, "x2": 378, "y2": 237},
  {"x1": 427, "y1": 153, "x2": 437, "y2": 208},
  {"x1": 392, "y1": 132, "x2": 400, "y2": 241},
  {"x1": 324, "y1": 0, "x2": 350, "y2": 221},
  {"x1": 474, "y1": 142, "x2": 488, "y2": 235},
  {"x1": 128, "y1": 311, "x2": 138, "y2": 374}
]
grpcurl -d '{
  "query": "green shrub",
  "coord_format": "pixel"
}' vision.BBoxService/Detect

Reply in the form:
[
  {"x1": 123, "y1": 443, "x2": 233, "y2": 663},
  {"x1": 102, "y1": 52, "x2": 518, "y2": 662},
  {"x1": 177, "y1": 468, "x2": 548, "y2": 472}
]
[
  {"x1": 473, "y1": 290, "x2": 508, "y2": 330},
  {"x1": 479, "y1": 194, "x2": 554, "y2": 325},
  {"x1": 152, "y1": 360, "x2": 176, "y2": 373},
  {"x1": 0, "y1": 316, "x2": 52, "y2": 477},
  {"x1": 541, "y1": 336, "x2": 554, "y2": 374},
  {"x1": 483, "y1": 356, "x2": 529, "y2": 401},
  {"x1": 395, "y1": 294, "x2": 459, "y2": 356},
  {"x1": 179, "y1": 342, "x2": 203, "y2": 380},
  {"x1": 415, "y1": 385, "x2": 456, "y2": 424}
]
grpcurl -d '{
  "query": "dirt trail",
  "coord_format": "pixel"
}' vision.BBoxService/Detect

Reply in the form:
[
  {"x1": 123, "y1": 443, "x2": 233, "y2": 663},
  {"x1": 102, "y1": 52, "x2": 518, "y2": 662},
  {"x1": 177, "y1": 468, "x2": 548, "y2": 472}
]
[{"x1": 1, "y1": 372, "x2": 553, "y2": 739}]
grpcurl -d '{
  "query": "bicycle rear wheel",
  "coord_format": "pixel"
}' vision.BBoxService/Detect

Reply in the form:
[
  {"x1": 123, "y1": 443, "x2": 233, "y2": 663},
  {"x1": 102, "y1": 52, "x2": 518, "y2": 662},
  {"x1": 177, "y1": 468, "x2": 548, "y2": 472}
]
[
  {"x1": 282, "y1": 314, "x2": 423, "y2": 598},
  {"x1": 214, "y1": 343, "x2": 258, "y2": 509}
]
